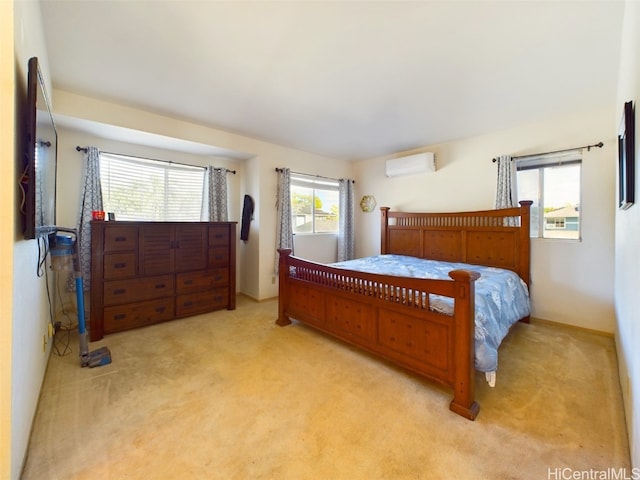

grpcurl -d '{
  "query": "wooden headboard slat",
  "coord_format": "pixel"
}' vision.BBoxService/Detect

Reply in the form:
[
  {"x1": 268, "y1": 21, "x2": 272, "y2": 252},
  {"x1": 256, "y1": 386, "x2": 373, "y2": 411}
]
[{"x1": 381, "y1": 201, "x2": 533, "y2": 286}]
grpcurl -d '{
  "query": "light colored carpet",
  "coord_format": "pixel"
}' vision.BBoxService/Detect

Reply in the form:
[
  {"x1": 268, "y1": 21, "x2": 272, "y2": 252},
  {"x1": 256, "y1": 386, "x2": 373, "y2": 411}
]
[{"x1": 22, "y1": 296, "x2": 630, "y2": 479}]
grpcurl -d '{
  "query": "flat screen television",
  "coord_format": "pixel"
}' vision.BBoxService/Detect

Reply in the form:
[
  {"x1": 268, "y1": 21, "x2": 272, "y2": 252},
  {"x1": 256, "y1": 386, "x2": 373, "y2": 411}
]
[{"x1": 22, "y1": 56, "x2": 58, "y2": 239}]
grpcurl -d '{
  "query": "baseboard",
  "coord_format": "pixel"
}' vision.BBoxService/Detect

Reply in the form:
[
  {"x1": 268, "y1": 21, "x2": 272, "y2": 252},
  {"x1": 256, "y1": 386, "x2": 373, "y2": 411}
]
[
  {"x1": 237, "y1": 292, "x2": 278, "y2": 303},
  {"x1": 613, "y1": 325, "x2": 635, "y2": 466},
  {"x1": 529, "y1": 316, "x2": 613, "y2": 338}
]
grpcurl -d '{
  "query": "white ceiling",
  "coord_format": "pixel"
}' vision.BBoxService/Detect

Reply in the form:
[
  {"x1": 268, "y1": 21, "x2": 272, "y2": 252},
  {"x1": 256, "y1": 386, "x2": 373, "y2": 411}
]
[{"x1": 40, "y1": 1, "x2": 624, "y2": 161}]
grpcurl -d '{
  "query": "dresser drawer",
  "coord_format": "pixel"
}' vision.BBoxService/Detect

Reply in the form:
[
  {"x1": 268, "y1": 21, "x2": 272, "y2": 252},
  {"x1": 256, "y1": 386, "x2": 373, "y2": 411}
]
[
  {"x1": 176, "y1": 269, "x2": 228, "y2": 295},
  {"x1": 104, "y1": 297, "x2": 174, "y2": 333},
  {"x1": 208, "y1": 246, "x2": 229, "y2": 268},
  {"x1": 104, "y1": 226, "x2": 138, "y2": 252},
  {"x1": 209, "y1": 225, "x2": 230, "y2": 246},
  {"x1": 104, "y1": 275, "x2": 174, "y2": 306},
  {"x1": 103, "y1": 253, "x2": 136, "y2": 279},
  {"x1": 176, "y1": 288, "x2": 229, "y2": 317}
]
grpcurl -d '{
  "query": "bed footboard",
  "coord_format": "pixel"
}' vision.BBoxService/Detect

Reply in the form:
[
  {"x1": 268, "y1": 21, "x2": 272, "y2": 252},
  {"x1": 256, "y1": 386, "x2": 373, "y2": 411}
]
[{"x1": 276, "y1": 248, "x2": 481, "y2": 420}]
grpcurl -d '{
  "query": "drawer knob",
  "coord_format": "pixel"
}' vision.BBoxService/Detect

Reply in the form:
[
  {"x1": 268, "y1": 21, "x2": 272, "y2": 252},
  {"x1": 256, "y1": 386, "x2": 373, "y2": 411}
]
[
  {"x1": 114, "y1": 288, "x2": 125, "y2": 295},
  {"x1": 155, "y1": 283, "x2": 166, "y2": 289},
  {"x1": 155, "y1": 307, "x2": 165, "y2": 313},
  {"x1": 114, "y1": 314, "x2": 126, "y2": 320},
  {"x1": 115, "y1": 236, "x2": 126, "y2": 242},
  {"x1": 114, "y1": 263, "x2": 126, "y2": 269},
  {"x1": 184, "y1": 279, "x2": 193, "y2": 285},
  {"x1": 183, "y1": 301, "x2": 193, "y2": 307}
]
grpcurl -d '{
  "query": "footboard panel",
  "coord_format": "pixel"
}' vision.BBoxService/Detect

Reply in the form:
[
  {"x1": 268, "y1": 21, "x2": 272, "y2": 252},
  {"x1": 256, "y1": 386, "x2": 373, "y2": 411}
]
[
  {"x1": 286, "y1": 282, "x2": 326, "y2": 328},
  {"x1": 277, "y1": 249, "x2": 480, "y2": 420},
  {"x1": 377, "y1": 307, "x2": 454, "y2": 382},
  {"x1": 326, "y1": 294, "x2": 376, "y2": 343}
]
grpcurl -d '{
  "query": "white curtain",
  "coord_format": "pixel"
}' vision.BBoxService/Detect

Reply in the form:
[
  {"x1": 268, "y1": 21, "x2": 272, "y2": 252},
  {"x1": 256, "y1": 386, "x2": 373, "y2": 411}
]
[
  {"x1": 275, "y1": 168, "x2": 294, "y2": 272},
  {"x1": 338, "y1": 179, "x2": 355, "y2": 261},
  {"x1": 494, "y1": 154, "x2": 518, "y2": 226},
  {"x1": 202, "y1": 166, "x2": 228, "y2": 222},
  {"x1": 76, "y1": 146, "x2": 103, "y2": 290}
]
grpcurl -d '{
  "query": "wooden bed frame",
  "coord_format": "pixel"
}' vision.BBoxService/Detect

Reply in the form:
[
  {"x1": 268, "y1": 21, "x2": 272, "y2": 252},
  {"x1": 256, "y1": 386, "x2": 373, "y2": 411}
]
[{"x1": 276, "y1": 201, "x2": 532, "y2": 420}]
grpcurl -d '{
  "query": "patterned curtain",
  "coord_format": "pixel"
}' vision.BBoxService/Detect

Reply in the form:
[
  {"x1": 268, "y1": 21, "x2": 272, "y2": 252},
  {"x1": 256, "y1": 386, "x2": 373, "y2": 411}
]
[
  {"x1": 275, "y1": 168, "x2": 293, "y2": 272},
  {"x1": 495, "y1": 154, "x2": 518, "y2": 226},
  {"x1": 338, "y1": 178, "x2": 355, "y2": 261},
  {"x1": 202, "y1": 166, "x2": 228, "y2": 222},
  {"x1": 75, "y1": 146, "x2": 103, "y2": 290}
]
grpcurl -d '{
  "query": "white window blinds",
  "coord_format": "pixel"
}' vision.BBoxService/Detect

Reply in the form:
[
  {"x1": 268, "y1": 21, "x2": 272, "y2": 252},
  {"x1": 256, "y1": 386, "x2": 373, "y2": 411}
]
[{"x1": 99, "y1": 153, "x2": 205, "y2": 221}]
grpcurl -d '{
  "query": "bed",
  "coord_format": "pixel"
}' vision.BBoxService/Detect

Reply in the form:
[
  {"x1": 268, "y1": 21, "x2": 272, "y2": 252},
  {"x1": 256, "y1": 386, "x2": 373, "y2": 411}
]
[{"x1": 276, "y1": 201, "x2": 533, "y2": 420}]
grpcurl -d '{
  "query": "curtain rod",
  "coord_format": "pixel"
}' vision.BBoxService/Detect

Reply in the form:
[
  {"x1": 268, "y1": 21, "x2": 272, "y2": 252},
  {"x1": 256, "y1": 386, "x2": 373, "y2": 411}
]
[
  {"x1": 76, "y1": 146, "x2": 236, "y2": 174},
  {"x1": 492, "y1": 142, "x2": 604, "y2": 163},
  {"x1": 275, "y1": 167, "x2": 355, "y2": 183}
]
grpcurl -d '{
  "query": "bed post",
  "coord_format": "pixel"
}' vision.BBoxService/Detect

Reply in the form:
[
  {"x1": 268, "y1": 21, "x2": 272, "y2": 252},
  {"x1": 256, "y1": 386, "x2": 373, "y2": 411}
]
[
  {"x1": 448, "y1": 269, "x2": 481, "y2": 420},
  {"x1": 276, "y1": 248, "x2": 292, "y2": 326},
  {"x1": 380, "y1": 207, "x2": 390, "y2": 254},
  {"x1": 518, "y1": 200, "x2": 533, "y2": 288}
]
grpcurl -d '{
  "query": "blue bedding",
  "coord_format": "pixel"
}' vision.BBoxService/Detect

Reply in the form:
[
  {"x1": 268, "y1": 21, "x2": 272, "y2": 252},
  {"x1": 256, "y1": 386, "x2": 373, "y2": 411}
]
[{"x1": 330, "y1": 254, "x2": 530, "y2": 373}]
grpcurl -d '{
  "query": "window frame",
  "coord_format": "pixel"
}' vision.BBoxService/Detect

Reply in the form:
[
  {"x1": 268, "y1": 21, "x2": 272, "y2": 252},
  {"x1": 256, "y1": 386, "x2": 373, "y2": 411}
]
[
  {"x1": 289, "y1": 173, "x2": 340, "y2": 235},
  {"x1": 516, "y1": 150, "x2": 582, "y2": 241}
]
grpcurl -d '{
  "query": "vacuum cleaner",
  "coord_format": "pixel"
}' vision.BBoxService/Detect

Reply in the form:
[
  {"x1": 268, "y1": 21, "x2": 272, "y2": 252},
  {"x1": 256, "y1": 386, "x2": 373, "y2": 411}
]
[{"x1": 52, "y1": 228, "x2": 112, "y2": 368}]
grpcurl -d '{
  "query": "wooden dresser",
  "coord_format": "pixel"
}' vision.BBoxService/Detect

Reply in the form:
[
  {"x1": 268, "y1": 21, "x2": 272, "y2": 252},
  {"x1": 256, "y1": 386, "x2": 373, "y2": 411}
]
[{"x1": 89, "y1": 221, "x2": 236, "y2": 341}]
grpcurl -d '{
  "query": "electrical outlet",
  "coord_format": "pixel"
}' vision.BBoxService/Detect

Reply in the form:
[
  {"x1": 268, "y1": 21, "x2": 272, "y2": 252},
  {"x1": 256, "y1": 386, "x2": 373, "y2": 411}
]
[
  {"x1": 271, "y1": 275, "x2": 276, "y2": 285},
  {"x1": 42, "y1": 335, "x2": 47, "y2": 352},
  {"x1": 48, "y1": 323, "x2": 54, "y2": 338}
]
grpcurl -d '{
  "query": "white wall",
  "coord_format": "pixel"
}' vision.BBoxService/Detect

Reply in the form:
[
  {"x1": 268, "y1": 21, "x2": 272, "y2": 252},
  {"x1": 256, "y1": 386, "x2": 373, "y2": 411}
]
[
  {"x1": 1, "y1": 2, "x2": 15, "y2": 479},
  {"x1": 238, "y1": 156, "x2": 261, "y2": 298},
  {"x1": 615, "y1": 0, "x2": 640, "y2": 467},
  {"x1": 354, "y1": 107, "x2": 616, "y2": 334},
  {"x1": 11, "y1": 1, "x2": 56, "y2": 479},
  {"x1": 293, "y1": 234, "x2": 338, "y2": 265}
]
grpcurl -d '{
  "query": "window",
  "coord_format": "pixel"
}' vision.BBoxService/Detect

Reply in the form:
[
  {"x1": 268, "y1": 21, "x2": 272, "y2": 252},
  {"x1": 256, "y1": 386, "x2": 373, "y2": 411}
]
[
  {"x1": 290, "y1": 174, "x2": 339, "y2": 234},
  {"x1": 547, "y1": 218, "x2": 566, "y2": 229},
  {"x1": 100, "y1": 153, "x2": 204, "y2": 221},
  {"x1": 516, "y1": 150, "x2": 581, "y2": 240}
]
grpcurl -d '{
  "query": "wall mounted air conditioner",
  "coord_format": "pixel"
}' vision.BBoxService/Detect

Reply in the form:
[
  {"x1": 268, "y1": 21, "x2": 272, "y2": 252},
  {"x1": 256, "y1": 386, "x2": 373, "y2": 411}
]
[{"x1": 385, "y1": 152, "x2": 436, "y2": 177}]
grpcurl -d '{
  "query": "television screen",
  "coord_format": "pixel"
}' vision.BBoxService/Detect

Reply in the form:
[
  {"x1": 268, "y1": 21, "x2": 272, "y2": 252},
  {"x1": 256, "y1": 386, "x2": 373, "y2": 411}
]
[{"x1": 22, "y1": 56, "x2": 58, "y2": 239}]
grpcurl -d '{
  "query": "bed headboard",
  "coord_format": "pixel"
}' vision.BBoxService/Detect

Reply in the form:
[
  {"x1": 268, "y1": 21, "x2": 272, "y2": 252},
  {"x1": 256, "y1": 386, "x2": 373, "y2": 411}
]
[{"x1": 380, "y1": 201, "x2": 533, "y2": 286}]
